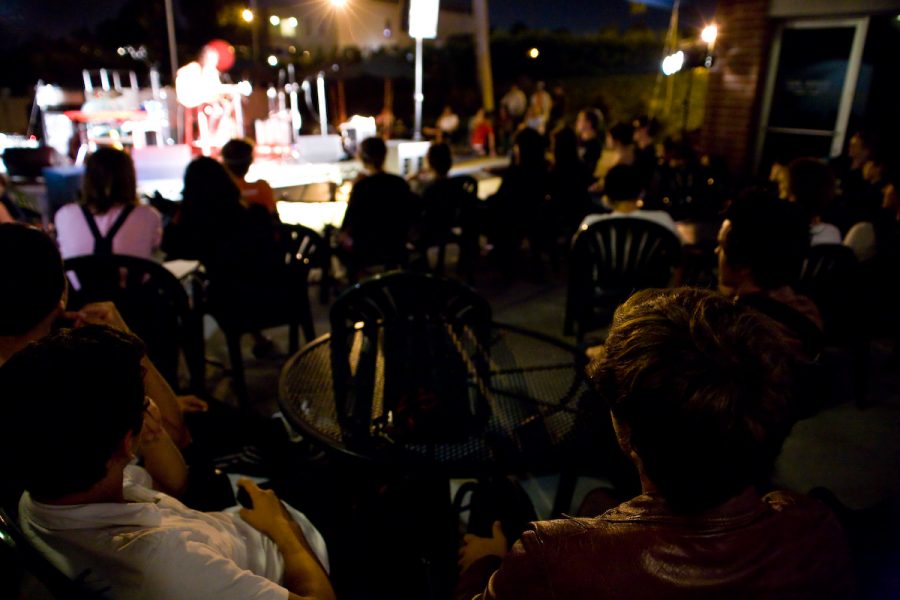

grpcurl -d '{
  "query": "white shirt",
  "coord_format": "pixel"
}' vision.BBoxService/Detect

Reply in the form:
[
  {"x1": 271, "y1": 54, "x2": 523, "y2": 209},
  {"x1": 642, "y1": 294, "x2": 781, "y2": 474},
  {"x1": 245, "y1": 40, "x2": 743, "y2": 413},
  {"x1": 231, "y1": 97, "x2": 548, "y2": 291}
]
[
  {"x1": 55, "y1": 203, "x2": 162, "y2": 260},
  {"x1": 579, "y1": 210, "x2": 683, "y2": 242},
  {"x1": 19, "y1": 466, "x2": 328, "y2": 600},
  {"x1": 810, "y1": 222, "x2": 842, "y2": 246}
]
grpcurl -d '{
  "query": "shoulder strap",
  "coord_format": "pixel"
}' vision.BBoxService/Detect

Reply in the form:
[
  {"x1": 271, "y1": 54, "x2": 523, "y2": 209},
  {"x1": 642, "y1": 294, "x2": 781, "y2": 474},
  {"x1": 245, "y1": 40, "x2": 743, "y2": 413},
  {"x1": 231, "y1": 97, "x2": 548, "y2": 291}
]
[{"x1": 81, "y1": 204, "x2": 135, "y2": 256}]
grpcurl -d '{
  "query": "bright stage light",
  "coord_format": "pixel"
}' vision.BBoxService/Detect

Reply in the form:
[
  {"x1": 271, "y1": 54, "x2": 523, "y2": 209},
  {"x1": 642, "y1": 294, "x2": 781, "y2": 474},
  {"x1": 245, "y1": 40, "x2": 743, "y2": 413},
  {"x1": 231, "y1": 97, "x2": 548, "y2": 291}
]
[
  {"x1": 270, "y1": 15, "x2": 281, "y2": 26},
  {"x1": 661, "y1": 50, "x2": 685, "y2": 76},
  {"x1": 287, "y1": 17, "x2": 299, "y2": 27},
  {"x1": 330, "y1": 0, "x2": 348, "y2": 8},
  {"x1": 267, "y1": 55, "x2": 278, "y2": 67},
  {"x1": 701, "y1": 24, "x2": 718, "y2": 45},
  {"x1": 241, "y1": 9, "x2": 254, "y2": 22},
  {"x1": 528, "y1": 47, "x2": 540, "y2": 59}
]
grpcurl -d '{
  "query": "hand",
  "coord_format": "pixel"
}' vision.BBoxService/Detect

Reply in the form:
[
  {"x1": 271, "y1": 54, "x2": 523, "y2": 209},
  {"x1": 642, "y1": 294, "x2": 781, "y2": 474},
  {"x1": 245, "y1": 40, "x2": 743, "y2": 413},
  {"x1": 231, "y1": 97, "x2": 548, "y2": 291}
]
[
  {"x1": 458, "y1": 521, "x2": 508, "y2": 573},
  {"x1": 176, "y1": 394, "x2": 209, "y2": 414},
  {"x1": 64, "y1": 301, "x2": 131, "y2": 333},
  {"x1": 237, "y1": 480, "x2": 295, "y2": 543},
  {"x1": 140, "y1": 398, "x2": 169, "y2": 446}
]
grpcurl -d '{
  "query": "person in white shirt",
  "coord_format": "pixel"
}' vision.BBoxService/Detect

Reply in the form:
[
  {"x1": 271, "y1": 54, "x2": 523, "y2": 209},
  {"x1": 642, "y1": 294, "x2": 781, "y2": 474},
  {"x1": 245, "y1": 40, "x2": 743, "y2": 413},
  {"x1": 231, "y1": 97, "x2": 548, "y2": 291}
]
[
  {"x1": 785, "y1": 157, "x2": 842, "y2": 246},
  {"x1": 0, "y1": 326, "x2": 334, "y2": 600},
  {"x1": 579, "y1": 163, "x2": 682, "y2": 241}
]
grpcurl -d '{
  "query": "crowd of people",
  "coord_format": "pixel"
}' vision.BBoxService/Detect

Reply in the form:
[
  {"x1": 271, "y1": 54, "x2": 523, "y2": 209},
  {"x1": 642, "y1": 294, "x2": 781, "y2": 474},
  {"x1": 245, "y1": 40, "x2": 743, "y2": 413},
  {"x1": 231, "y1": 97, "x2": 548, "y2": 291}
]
[{"x1": 2, "y1": 83, "x2": 898, "y2": 597}]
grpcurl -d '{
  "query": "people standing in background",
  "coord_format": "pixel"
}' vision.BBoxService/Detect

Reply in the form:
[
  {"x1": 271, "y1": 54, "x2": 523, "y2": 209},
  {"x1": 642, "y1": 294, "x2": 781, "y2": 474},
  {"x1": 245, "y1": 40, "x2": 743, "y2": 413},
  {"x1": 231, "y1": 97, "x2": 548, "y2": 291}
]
[
  {"x1": 436, "y1": 105, "x2": 460, "y2": 143},
  {"x1": 500, "y1": 84, "x2": 527, "y2": 126},
  {"x1": 55, "y1": 147, "x2": 161, "y2": 260},
  {"x1": 786, "y1": 158, "x2": 842, "y2": 245},
  {"x1": 529, "y1": 82, "x2": 553, "y2": 130},
  {"x1": 221, "y1": 138, "x2": 278, "y2": 217},
  {"x1": 591, "y1": 122, "x2": 635, "y2": 192},
  {"x1": 632, "y1": 115, "x2": 660, "y2": 190},
  {"x1": 470, "y1": 109, "x2": 496, "y2": 157}
]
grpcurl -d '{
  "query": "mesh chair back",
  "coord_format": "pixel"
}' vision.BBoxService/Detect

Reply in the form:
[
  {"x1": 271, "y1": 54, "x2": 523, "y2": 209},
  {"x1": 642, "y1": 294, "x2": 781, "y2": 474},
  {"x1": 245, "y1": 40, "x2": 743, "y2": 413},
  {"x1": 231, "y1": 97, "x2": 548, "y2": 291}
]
[
  {"x1": 796, "y1": 243, "x2": 862, "y2": 342},
  {"x1": 329, "y1": 271, "x2": 492, "y2": 446},
  {"x1": 566, "y1": 217, "x2": 682, "y2": 340},
  {"x1": 63, "y1": 255, "x2": 199, "y2": 389}
]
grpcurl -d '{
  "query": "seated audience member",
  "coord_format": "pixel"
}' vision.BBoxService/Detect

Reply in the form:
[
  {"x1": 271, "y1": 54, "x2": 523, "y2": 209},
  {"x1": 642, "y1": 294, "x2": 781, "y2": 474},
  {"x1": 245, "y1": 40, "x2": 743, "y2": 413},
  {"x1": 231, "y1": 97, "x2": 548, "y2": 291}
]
[
  {"x1": 0, "y1": 223, "x2": 190, "y2": 447},
  {"x1": 55, "y1": 147, "x2": 162, "y2": 260},
  {"x1": 221, "y1": 138, "x2": 278, "y2": 216},
  {"x1": 166, "y1": 157, "x2": 286, "y2": 355},
  {"x1": 592, "y1": 122, "x2": 635, "y2": 190},
  {"x1": 488, "y1": 128, "x2": 550, "y2": 271},
  {"x1": 575, "y1": 108, "x2": 604, "y2": 179},
  {"x1": 579, "y1": 164, "x2": 681, "y2": 240},
  {"x1": 338, "y1": 137, "x2": 417, "y2": 276},
  {"x1": 548, "y1": 126, "x2": 593, "y2": 235},
  {"x1": 717, "y1": 190, "x2": 823, "y2": 361},
  {"x1": 0, "y1": 326, "x2": 334, "y2": 600},
  {"x1": 456, "y1": 288, "x2": 855, "y2": 599},
  {"x1": 786, "y1": 158, "x2": 842, "y2": 245},
  {"x1": 632, "y1": 115, "x2": 660, "y2": 189}
]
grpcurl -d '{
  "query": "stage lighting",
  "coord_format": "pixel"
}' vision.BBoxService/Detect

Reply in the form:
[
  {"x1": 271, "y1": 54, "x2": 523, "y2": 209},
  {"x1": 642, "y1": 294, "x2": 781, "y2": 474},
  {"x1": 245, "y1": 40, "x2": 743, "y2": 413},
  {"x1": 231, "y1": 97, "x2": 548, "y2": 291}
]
[
  {"x1": 528, "y1": 47, "x2": 540, "y2": 59},
  {"x1": 701, "y1": 24, "x2": 718, "y2": 46},
  {"x1": 270, "y1": 15, "x2": 281, "y2": 26},
  {"x1": 267, "y1": 55, "x2": 278, "y2": 67}
]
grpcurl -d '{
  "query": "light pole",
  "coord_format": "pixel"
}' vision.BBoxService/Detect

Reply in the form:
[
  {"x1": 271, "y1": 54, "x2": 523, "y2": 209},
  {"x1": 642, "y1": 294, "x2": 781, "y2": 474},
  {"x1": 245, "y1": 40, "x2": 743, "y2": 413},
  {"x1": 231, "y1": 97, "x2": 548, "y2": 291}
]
[{"x1": 408, "y1": 0, "x2": 439, "y2": 140}]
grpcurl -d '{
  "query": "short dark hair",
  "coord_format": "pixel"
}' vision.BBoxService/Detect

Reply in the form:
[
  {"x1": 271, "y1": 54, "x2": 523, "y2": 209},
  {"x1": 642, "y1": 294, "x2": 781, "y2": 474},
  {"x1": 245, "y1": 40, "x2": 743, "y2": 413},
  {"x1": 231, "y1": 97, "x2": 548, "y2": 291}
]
[
  {"x1": 722, "y1": 190, "x2": 809, "y2": 289},
  {"x1": 0, "y1": 224, "x2": 65, "y2": 336},
  {"x1": 0, "y1": 326, "x2": 146, "y2": 500},
  {"x1": 608, "y1": 122, "x2": 634, "y2": 146},
  {"x1": 589, "y1": 288, "x2": 793, "y2": 512},
  {"x1": 605, "y1": 164, "x2": 642, "y2": 202},
  {"x1": 579, "y1": 109, "x2": 602, "y2": 134},
  {"x1": 221, "y1": 138, "x2": 255, "y2": 178},
  {"x1": 427, "y1": 143, "x2": 452, "y2": 176},
  {"x1": 81, "y1": 147, "x2": 137, "y2": 214},
  {"x1": 359, "y1": 137, "x2": 387, "y2": 169},
  {"x1": 787, "y1": 158, "x2": 835, "y2": 219},
  {"x1": 514, "y1": 127, "x2": 546, "y2": 169},
  {"x1": 633, "y1": 115, "x2": 660, "y2": 137}
]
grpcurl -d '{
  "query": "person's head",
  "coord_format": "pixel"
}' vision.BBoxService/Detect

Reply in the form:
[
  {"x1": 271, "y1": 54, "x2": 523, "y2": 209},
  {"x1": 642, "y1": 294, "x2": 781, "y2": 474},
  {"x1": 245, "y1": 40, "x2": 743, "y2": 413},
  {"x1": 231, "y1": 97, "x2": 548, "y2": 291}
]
[
  {"x1": 589, "y1": 287, "x2": 793, "y2": 512},
  {"x1": 81, "y1": 147, "x2": 137, "y2": 214},
  {"x1": 848, "y1": 131, "x2": 876, "y2": 168},
  {"x1": 0, "y1": 223, "x2": 66, "y2": 340},
  {"x1": 551, "y1": 126, "x2": 579, "y2": 166},
  {"x1": 576, "y1": 109, "x2": 602, "y2": 140},
  {"x1": 786, "y1": 158, "x2": 835, "y2": 220},
  {"x1": 513, "y1": 127, "x2": 546, "y2": 169},
  {"x1": 220, "y1": 138, "x2": 256, "y2": 179},
  {"x1": 717, "y1": 189, "x2": 809, "y2": 294},
  {"x1": 632, "y1": 115, "x2": 660, "y2": 148},
  {"x1": 199, "y1": 45, "x2": 220, "y2": 70},
  {"x1": 605, "y1": 164, "x2": 642, "y2": 204},
  {"x1": 359, "y1": 136, "x2": 387, "y2": 170},
  {"x1": 427, "y1": 142, "x2": 452, "y2": 177},
  {"x1": 181, "y1": 156, "x2": 242, "y2": 227},
  {"x1": 607, "y1": 122, "x2": 634, "y2": 149},
  {"x1": 882, "y1": 159, "x2": 900, "y2": 217},
  {"x1": 0, "y1": 326, "x2": 147, "y2": 501}
]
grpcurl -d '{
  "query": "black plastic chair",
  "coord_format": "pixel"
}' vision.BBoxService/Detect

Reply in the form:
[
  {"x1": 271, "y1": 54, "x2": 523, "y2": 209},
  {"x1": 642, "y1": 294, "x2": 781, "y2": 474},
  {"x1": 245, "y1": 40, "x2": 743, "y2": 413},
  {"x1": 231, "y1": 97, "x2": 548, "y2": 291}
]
[
  {"x1": 564, "y1": 217, "x2": 682, "y2": 343},
  {"x1": 209, "y1": 224, "x2": 322, "y2": 404},
  {"x1": 328, "y1": 271, "x2": 493, "y2": 447},
  {"x1": 63, "y1": 255, "x2": 205, "y2": 393},
  {"x1": 417, "y1": 175, "x2": 480, "y2": 278},
  {"x1": 796, "y1": 244, "x2": 870, "y2": 405},
  {"x1": 0, "y1": 507, "x2": 105, "y2": 600}
]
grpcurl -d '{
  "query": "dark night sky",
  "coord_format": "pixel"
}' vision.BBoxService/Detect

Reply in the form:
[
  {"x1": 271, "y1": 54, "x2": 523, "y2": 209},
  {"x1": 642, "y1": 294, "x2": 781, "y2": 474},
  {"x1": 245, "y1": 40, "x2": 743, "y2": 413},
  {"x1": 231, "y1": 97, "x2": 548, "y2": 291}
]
[{"x1": 1, "y1": 0, "x2": 718, "y2": 39}]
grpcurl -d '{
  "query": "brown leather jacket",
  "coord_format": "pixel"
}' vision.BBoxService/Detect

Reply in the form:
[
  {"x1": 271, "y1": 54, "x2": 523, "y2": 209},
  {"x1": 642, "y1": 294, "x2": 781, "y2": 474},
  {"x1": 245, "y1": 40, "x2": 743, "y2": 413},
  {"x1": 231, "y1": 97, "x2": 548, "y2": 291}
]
[{"x1": 456, "y1": 488, "x2": 855, "y2": 599}]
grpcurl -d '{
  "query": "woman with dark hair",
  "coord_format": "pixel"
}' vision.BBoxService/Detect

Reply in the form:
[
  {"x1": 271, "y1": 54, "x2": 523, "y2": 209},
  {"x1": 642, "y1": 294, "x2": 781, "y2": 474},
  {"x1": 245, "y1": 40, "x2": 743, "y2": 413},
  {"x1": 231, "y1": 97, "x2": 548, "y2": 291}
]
[
  {"x1": 54, "y1": 147, "x2": 162, "y2": 259},
  {"x1": 165, "y1": 157, "x2": 285, "y2": 356},
  {"x1": 548, "y1": 125, "x2": 592, "y2": 236}
]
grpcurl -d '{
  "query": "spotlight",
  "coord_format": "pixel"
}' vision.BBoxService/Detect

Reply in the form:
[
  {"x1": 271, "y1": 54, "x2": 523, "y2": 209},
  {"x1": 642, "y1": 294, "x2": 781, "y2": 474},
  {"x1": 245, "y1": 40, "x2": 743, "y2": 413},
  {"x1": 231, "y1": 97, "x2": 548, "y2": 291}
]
[
  {"x1": 528, "y1": 47, "x2": 540, "y2": 59},
  {"x1": 270, "y1": 15, "x2": 281, "y2": 26},
  {"x1": 701, "y1": 24, "x2": 718, "y2": 46},
  {"x1": 267, "y1": 55, "x2": 278, "y2": 67},
  {"x1": 241, "y1": 9, "x2": 254, "y2": 22},
  {"x1": 661, "y1": 51, "x2": 685, "y2": 76}
]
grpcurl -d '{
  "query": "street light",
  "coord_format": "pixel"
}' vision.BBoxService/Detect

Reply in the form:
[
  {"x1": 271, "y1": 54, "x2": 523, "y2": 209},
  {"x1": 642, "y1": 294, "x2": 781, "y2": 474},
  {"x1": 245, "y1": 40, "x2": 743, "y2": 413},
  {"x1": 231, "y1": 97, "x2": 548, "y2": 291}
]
[
  {"x1": 267, "y1": 55, "x2": 278, "y2": 67},
  {"x1": 270, "y1": 15, "x2": 281, "y2": 26},
  {"x1": 701, "y1": 23, "x2": 718, "y2": 47},
  {"x1": 241, "y1": 8, "x2": 254, "y2": 22},
  {"x1": 528, "y1": 47, "x2": 540, "y2": 59},
  {"x1": 661, "y1": 50, "x2": 684, "y2": 76},
  {"x1": 409, "y1": 0, "x2": 440, "y2": 141}
]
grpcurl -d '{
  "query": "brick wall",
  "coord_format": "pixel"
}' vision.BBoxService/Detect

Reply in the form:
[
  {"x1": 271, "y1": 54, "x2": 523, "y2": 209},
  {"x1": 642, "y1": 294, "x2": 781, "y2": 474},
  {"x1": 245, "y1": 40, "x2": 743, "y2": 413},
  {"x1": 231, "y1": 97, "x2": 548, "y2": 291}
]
[{"x1": 700, "y1": 0, "x2": 772, "y2": 178}]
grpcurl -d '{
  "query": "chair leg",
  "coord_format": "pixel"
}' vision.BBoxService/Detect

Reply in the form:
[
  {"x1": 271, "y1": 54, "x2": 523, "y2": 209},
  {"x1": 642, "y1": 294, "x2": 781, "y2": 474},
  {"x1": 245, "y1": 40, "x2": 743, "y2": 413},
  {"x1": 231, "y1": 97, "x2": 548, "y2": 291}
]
[
  {"x1": 299, "y1": 298, "x2": 316, "y2": 347},
  {"x1": 225, "y1": 331, "x2": 249, "y2": 406}
]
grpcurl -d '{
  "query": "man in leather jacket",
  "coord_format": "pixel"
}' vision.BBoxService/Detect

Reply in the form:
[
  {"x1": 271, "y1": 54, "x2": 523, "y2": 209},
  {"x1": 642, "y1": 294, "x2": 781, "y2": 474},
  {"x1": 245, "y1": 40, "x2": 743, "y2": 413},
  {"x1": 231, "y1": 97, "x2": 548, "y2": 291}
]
[{"x1": 456, "y1": 288, "x2": 855, "y2": 599}]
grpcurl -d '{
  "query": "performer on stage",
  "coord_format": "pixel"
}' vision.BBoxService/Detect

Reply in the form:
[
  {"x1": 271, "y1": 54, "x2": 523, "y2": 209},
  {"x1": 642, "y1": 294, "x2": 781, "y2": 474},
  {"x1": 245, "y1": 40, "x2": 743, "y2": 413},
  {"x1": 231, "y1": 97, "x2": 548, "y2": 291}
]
[{"x1": 176, "y1": 43, "x2": 242, "y2": 154}]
